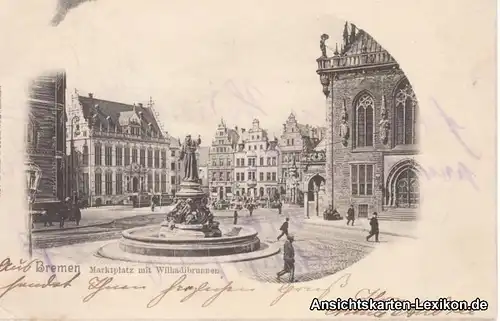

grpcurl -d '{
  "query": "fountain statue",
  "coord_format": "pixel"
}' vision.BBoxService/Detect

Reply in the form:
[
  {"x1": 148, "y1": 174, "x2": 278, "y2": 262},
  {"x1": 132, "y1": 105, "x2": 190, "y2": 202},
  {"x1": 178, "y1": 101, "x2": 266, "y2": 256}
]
[
  {"x1": 160, "y1": 134, "x2": 222, "y2": 238},
  {"x1": 96, "y1": 134, "x2": 280, "y2": 263}
]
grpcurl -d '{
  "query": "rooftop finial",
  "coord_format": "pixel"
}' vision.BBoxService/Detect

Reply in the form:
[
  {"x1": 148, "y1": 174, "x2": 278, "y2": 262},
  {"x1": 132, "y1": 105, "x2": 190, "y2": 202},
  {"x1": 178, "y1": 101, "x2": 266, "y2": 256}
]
[
  {"x1": 334, "y1": 43, "x2": 339, "y2": 55},
  {"x1": 343, "y1": 22, "x2": 349, "y2": 47},
  {"x1": 349, "y1": 23, "x2": 357, "y2": 44}
]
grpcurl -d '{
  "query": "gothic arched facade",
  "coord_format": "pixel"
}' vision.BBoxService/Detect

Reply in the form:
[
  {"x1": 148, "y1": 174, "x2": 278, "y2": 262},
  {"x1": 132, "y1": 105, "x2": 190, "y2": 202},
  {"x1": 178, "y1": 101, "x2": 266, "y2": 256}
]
[{"x1": 317, "y1": 23, "x2": 420, "y2": 220}]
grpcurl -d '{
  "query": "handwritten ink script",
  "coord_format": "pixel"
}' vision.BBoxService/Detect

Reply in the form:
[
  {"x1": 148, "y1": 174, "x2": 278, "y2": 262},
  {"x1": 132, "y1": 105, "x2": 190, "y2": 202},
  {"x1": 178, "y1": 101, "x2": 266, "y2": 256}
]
[
  {"x1": 270, "y1": 273, "x2": 351, "y2": 306},
  {"x1": 431, "y1": 98, "x2": 481, "y2": 160},
  {"x1": 83, "y1": 276, "x2": 146, "y2": 302},
  {"x1": 211, "y1": 79, "x2": 266, "y2": 115},
  {"x1": 0, "y1": 273, "x2": 80, "y2": 300},
  {"x1": 146, "y1": 274, "x2": 255, "y2": 308},
  {"x1": 0, "y1": 257, "x2": 82, "y2": 300}
]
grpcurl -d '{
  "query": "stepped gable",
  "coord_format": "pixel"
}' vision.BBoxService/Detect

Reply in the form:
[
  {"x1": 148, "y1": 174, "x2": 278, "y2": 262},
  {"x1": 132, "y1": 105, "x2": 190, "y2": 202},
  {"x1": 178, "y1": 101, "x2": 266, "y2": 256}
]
[{"x1": 78, "y1": 95, "x2": 163, "y2": 137}]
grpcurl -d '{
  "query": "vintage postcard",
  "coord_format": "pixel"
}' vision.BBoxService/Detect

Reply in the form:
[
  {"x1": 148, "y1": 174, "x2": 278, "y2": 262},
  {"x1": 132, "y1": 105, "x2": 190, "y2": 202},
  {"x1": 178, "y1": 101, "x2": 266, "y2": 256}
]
[{"x1": 0, "y1": 0, "x2": 496, "y2": 319}]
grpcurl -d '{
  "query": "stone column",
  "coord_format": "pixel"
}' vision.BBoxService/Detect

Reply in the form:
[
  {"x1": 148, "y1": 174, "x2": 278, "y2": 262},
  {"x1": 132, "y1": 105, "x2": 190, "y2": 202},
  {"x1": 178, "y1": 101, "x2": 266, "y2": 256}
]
[
  {"x1": 324, "y1": 76, "x2": 335, "y2": 208},
  {"x1": 303, "y1": 192, "x2": 309, "y2": 218}
]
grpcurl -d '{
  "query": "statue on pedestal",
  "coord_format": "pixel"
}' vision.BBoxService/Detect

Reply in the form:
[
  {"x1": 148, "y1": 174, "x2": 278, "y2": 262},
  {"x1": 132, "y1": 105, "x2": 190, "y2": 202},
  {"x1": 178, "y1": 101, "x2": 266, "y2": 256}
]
[
  {"x1": 162, "y1": 134, "x2": 222, "y2": 238},
  {"x1": 180, "y1": 134, "x2": 202, "y2": 182}
]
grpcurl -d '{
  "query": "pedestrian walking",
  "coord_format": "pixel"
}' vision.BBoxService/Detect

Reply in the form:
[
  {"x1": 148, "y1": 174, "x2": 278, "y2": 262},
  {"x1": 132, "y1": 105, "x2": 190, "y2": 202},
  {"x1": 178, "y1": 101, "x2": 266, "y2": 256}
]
[
  {"x1": 233, "y1": 210, "x2": 238, "y2": 225},
  {"x1": 151, "y1": 196, "x2": 156, "y2": 212},
  {"x1": 73, "y1": 202, "x2": 82, "y2": 226},
  {"x1": 277, "y1": 217, "x2": 289, "y2": 240},
  {"x1": 248, "y1": 203, "x2": 254, "y2": 216},
  {"x1": 346, "y1": 204, "x2": 355, "y2": 226},
  {"x1": 60, "y1": 197, "x2": 71, "y2": 228},
  {"x1": 366, "y1": 212, "x2": 379, "y2": 242},
  {"x1": 277, "y1": 201, "x2": 282, "y2": 215},
  {"x1": 277, "y1": 234, "x2": 295, "y2": 282}
]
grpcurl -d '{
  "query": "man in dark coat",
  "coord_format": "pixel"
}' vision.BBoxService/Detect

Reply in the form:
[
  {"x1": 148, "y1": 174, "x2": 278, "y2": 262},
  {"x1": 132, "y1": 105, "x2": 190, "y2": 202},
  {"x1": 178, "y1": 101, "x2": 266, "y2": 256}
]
[
  {"x1": 366, "y1": 212, "x2": 379, "y2": 242},
  {"x1": 277, "y1": 234, "x2": 295, "y2": 282},
  {"x1": 248, "y1": 203, "x2": 254, "y2": 216},
  {"x1": 73, "y1": 202, "x2": 82, "y2": 226},
  {"x1": 233, "y1": 210, "x2": 238, "y2": 225},
  {"x1": 346, "y1": 204, "x2": 355, "y2": 226},
  {"x1": 277, "y1": 217, "x2": 289, "y2": 240}
]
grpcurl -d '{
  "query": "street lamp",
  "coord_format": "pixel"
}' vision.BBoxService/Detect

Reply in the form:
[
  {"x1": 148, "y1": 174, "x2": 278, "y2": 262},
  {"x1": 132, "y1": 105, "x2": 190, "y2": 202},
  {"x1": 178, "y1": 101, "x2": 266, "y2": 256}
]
[
  {"x1": 70, "y1": 116, "x2": 80, "y2": 202},
  {"x1": 24, "y1": 161, "x2": 41, "y2": 258}
]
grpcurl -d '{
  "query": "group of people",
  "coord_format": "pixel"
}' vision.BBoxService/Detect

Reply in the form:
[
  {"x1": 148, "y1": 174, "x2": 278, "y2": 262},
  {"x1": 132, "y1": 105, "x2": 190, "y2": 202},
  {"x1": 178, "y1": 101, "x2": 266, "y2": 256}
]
[{"x1": 33, "y1": 197, "x2": 82, "y2": 229}]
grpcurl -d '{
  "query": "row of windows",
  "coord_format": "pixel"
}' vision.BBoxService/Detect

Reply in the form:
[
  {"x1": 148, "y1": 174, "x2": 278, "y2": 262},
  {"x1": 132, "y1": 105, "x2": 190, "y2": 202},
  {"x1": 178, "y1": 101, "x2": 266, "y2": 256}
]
[
  {"x1": 353, "y1": 82, "x2": 418, "y2": 148},
  {"x1": 235, "y1": 157, "x2": 277, "y2": 167},
  {"x1": 235, "y1": 172, "x2": 277, "y2": 181},
  {"x1": 92, "y1": 173, "x2": 169, "y2": 195},
  {"x1": 85, "y1": 145, "x2": 168, "y2": 168},
  {"x1": 211, "y1": 158, "x2": 232, "y2": 167}
]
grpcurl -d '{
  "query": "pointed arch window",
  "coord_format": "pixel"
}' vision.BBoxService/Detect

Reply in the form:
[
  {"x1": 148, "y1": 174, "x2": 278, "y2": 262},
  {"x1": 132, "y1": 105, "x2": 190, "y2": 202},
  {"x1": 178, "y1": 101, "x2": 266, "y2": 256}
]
[
  {"x1": 355, "y1": 93, "x2": 374, "y2": 147},
  {"x1": 394, "y1": 82, "x2": 418, "y2": 145}
]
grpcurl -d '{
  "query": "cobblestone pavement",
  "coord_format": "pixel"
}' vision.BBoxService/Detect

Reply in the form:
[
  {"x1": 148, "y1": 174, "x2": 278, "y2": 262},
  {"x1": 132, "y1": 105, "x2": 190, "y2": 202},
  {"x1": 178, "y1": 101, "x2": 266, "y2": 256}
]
[{"x1": 35, "y1": 205, "x2": 396, "y2": 283}]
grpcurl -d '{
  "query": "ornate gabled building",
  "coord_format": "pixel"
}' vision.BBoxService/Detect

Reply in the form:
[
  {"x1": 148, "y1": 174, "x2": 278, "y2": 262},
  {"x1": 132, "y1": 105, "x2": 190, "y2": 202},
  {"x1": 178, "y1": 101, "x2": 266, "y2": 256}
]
[
  {"x1": 233, "y1": 119, "x2": 280, "y2": 199},
  {"x1": 26, "y1": 71, "x2": 67, "y2": 210},
  {"x1": 67, "y1": 92, "x2": 172, "y2": 206},
  {"x1": 208, "y1": 118, "x2": 239, "y2": 200},
  {"x1": 279, "y1": 112, "x2": 325, "y2": 203},
  {"x1": 317, "y1": 22, "x2": 420, "y2": 220}
]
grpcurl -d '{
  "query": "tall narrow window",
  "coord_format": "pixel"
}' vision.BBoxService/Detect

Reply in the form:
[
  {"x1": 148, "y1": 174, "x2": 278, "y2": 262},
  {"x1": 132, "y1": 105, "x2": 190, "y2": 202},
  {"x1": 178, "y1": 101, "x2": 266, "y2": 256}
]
[
  {"x1": 350, "y1": 164, "x2": 374, "y2": 196},
  {"x1": 395, "y1": 81, "x2": 418, "y2": 145},
  {"x1": 147, "y1": 149, "x2": 153, "y2": 168},
  {"x1": 161, "y1": 174, "x2": 167, "y2": 192},
  {"x1": 131, "y1": 148, "x2": 138, "y2": 164},
  {"x1": 140, "y1": 149, "x2": 146, "y2": 166},
  {"x1": 124, "y1": 147, "x2": 130, "y2": 166},
  {"x1": 115, "y1": 147, "x2": 122, "y2": 166},
  {"x1": 161, "y1": 150, "x2": 167, "y2": 168},
  {"x1": 94, "y1": 144, "x2": 102, "y2": 166},
  {"x1": 154, "y1": 150, "x2": 160, "y2": 168},
  {"x1": 154, "y1": 173, "x2": 160, "y2": 193},
  {"x1": 95, "y1": 173, "x2": 102, "y2": 195},
  {"x1": 105, "y1": 172, "x2": 113, "y2": 195},
  {"x1": 105, "y1": 146, "x2": 112, "y2": 166},
  {"x1": 355, "y1": 93, "x2": 374, "y2": 147},
  {"x1": 82, "y1": 145, "x2": 89, "y2": 166},
  {"x1": 116, "y1": 174, "x2": 123, "y2": 195}
]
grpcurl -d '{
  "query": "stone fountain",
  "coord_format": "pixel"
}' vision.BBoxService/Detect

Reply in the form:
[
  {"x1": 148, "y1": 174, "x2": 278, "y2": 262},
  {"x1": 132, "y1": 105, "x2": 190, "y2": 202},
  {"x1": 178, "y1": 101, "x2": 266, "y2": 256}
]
[{"x1": 97, "y1": 134, "x2": 279, "y2": 263}]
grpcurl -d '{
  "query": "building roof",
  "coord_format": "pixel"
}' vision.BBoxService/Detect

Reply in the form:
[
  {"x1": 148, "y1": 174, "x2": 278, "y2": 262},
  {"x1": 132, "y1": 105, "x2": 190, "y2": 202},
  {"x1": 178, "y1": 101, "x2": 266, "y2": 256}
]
[
  {"x1": 313, "y1": 137, "x2": 326, "y2": 151},
  {"x1": 78, "y1": 94, "x2": 164, "y2": 138}
]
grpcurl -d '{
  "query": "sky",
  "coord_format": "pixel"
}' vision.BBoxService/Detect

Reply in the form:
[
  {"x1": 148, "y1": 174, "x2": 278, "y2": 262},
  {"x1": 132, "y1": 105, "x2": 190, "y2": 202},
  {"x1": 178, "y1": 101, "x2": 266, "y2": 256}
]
[{"x1": 28, "y1": 1, "x2": 346, "y2": 143}]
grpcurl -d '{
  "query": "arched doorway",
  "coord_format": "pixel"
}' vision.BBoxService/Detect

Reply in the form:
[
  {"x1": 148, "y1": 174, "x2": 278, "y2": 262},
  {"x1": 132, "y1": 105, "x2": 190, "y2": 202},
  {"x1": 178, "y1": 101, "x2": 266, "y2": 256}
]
[
  {"x1": 395, "y1": 168, "x2": 419, "y2": 207},
  {"x1": 132, "y1": 177, "x2": 139, "y2": 192},
  {"x1": 308, "y1": 175, "x2": 325, "y2": 201},
  {"x1": 385, "y1": 159, "x2": 420, "y2": 208}
]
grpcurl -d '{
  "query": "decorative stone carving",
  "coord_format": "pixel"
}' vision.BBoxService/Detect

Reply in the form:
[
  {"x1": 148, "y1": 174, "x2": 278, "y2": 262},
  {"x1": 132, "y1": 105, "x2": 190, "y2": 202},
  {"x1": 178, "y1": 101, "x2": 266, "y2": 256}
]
[
  {"x1": 319, "y1": 74, "x2": 330, "y2": 97},
  {"x1": 379, "y1": 95, "x2": 390, "y2": 145},
  {"x1": 320, "y1": 33, "x2": 329, "y2": 58},
  {"x1": 339, "y1": 100, "x2": 350, "y2": 146}
]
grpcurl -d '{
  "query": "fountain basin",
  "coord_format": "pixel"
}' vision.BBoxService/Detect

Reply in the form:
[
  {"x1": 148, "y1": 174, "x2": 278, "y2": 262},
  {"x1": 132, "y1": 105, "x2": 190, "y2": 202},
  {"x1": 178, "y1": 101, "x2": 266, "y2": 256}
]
[
  {"x1": 121, "y1": 225, "x2": 260, "y2": 257},
  {"x1": 96, "y1": 224, "x2": 281, "y2": 264}
]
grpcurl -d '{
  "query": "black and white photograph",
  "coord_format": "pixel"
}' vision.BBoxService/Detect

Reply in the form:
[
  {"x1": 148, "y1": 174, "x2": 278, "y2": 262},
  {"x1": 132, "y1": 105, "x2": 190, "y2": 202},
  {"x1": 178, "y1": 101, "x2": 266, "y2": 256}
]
[
  {"x1": 26, "y1": 21, "x2": 421, "y2": 284},
  {"x1": 1, "y1": 0, "x2": 495, "y2": 319}
]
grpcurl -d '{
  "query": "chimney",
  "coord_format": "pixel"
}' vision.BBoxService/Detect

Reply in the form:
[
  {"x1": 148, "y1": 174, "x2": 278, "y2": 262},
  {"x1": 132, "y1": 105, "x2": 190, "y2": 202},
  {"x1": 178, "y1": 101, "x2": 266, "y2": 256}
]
[{"x1": 88, "y1": 93, "x2": 93, "y2": 98}]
